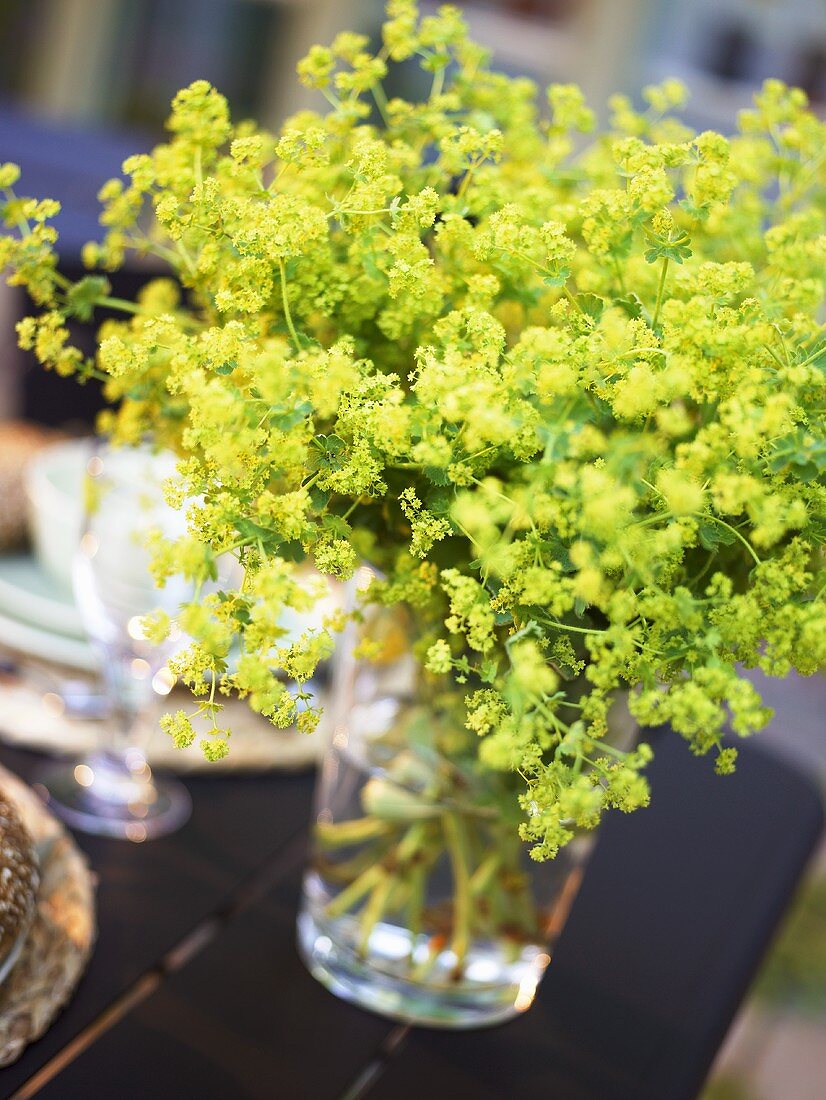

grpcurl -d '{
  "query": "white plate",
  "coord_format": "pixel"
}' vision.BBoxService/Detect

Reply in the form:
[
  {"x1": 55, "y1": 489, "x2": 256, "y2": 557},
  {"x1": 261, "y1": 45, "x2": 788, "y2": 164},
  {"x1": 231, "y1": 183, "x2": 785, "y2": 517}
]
[
  {"x1": 0, "y1": 608, "x2": 95, "y2": 672},
  {"x1": 0, "y1": 555, "x2": 85, "y2": 639}
]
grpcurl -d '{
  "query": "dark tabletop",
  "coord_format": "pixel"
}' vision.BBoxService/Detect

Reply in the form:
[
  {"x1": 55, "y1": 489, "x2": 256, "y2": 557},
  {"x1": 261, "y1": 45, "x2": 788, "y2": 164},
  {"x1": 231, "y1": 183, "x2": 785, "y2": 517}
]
[{"x1": 0, "y1": 729, "x2": 821, "y2": 1100}]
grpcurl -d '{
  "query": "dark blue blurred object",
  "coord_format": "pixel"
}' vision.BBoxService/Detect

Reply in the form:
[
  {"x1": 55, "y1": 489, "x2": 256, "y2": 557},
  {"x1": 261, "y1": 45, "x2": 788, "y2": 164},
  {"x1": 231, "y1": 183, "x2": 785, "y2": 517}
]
[
  {"x1": 0, "y1": 105, "x2": 156, "y2": 426},
  {"x1": 0, "y1": 103, "x2": 151, "y2": 256}
]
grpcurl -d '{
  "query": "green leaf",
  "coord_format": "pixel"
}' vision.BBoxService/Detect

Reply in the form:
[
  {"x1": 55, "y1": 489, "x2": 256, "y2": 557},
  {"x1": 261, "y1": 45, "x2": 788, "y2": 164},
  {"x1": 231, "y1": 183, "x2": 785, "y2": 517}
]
[
  {"x1": 271, "y1": 399, "x2": 312, "y2": 431},
  {"x1": 423, "y1": 465, "x2": 451, "y2": 486},
  {"x1": 539, "y1": 426, "x2": 570, "y2": 464},
  {"x1": 615, "y1": 293, "x2": 645, "y2": 319},
  {"x1": 767, "y1": 428, "x2": 826, "y2": 483},
  {"x1": 224, "y1": 599, "x2": 251, "y2": 625},
  {"x1": 698, "y1": 520, "x2": 736, "y2": 552},
  {"x1": 319, "y1": 434, "x2": 345, "y2": 455},
  {"x1": 678, "y1": 198, "x2": 710, "y2": 221},
  {"x1": 308, "y1": 434, "x2": 345, "y2": 474},
  {"x1": 544, "y1": 537, "x2": 574, "y2": 572},
  {"x1": 577, "y1": 292, "x2": 604, "y2": 321},
  {"x1": 505, "y1": 619, "x2": 544, "y2": 650},
  {"x1": 235, "y1": 517, "x2": 276, "y2": 542},
  {"x1": 644, "y1": 229, "x2": 692, "y2": 265},
  {"x1": 479, "y1": 658, "x2": 499, "y2": 683},
  {"x1": 427, "y1": 490, "x2": 452, "y2": 516},
  {"x1": 321, "y1": 513, "x2": 352, "y2": 537},
  {"x1": 309, "y1": 487, "x2": 330, "y2": 511}
]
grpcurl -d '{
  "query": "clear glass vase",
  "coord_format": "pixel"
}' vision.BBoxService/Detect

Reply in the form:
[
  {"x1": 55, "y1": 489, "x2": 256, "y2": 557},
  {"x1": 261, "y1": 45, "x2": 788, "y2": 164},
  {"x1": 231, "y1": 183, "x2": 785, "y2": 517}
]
[{"x1": 297, "y1": 595, "x2": 597, "y2": 1029}]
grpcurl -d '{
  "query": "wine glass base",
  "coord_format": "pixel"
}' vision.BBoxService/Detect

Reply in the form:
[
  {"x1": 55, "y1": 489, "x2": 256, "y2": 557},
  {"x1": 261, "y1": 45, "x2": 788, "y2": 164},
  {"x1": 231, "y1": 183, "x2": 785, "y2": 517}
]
[{"x1": 37, "y1": 758, "x2": 192, "y2": 841}]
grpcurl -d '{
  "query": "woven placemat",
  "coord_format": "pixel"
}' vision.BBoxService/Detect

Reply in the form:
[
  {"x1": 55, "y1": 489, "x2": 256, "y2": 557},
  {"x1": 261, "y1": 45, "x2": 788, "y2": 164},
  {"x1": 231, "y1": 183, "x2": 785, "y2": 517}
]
[
  {"x1": 0, "y1": 763, "x2": 96, "y2": 1066},
  {"x1": 0, "y1": 666, "x2": 325, "y2": 773}
]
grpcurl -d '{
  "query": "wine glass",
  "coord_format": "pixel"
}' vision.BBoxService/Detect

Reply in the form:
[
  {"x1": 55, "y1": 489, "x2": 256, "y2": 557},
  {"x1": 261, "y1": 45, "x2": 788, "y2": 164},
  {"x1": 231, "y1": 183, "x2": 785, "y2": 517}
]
[{"x1": 39, "y1": 441, "x2": 193, "y2": 841}]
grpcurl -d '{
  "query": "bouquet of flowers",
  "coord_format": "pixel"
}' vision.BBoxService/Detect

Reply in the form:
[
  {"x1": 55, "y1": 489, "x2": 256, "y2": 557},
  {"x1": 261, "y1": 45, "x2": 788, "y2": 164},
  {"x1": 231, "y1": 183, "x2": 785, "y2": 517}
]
[{"x1": 2, "y1": 0, "x2": 823, "y2": 1023}]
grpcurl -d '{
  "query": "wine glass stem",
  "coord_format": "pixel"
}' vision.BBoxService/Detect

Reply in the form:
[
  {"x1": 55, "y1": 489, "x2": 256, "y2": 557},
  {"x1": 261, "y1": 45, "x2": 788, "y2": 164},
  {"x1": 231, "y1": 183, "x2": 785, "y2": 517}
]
[
  {"x1": 97, "y1": 650, "x2": 153, "y2": 768},
  {"x1": 107, "y1": 698, "x2": 140, "y2": 756},
  {"x1": 79, "y1": 683, "x2": 157, "y2": 810}
]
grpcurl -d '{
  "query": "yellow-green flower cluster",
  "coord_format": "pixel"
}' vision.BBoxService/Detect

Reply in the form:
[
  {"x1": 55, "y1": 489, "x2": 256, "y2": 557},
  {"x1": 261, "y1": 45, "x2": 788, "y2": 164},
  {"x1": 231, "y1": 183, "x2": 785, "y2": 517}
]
[{"x1": 2, "y1": 1, "x2": 824, "y2": 859}]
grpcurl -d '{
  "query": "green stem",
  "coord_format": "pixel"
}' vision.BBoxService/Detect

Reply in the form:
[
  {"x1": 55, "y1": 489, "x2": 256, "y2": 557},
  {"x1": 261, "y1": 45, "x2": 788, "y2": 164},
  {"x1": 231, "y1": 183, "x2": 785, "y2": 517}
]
[
  {"x1": 632, "y1": 511, "x2": 672, "y2": 530},
  {"x1": 586, "y1": 739, "x2": 630, "y2": 760},
  {"x1": 356, "y1": 822, "x2": 430, "y2": 955},
  {"x1": 315, "y1": 816, "x2": 393, "y2": 849},
  {"x1": 79, "y1": 364, "x2": 110, "y2": 383},
  {"x1": 358, "y1": 874, "x2": 395, "y2": 955},
  {"x1": 442, "y1": 812, "x2": 472, "y2": 969},
  {"x1": 499, "y1": 843, "x2": 541, "y2": 939},
  {"x1": 340, "y1": 496, "x2": 364, "y2": 522},
  {"x1": 2, "y1": 187, "x2": 31, "y2": 236},
  {"x1": 652, "y1": 256, "x2": 670, "y2": 329},
  {"x1": 410, "y1": 937, "x2": 446, "y2": 984},
  {"x1": 793, "y1": 343, "x2": 826, "y2": 369},
  {"x1": 96, "y1": 296, "x2": 144, "y2": 316},
  {"x1": 456, "y1": 157, "x2": 482, "y2": 202},
  {"x1": 430, "y1": 65, "x2": 445, "y2": 100},
  {"x1": 175, "y1": 240, "x2": 198, "y2": 278},
  {"x1": 611, "y1": 255, "x2": 627, "y2": 294},
  {"x1": 406, "y1": 863, "x2": 427, "y2": 950},
  {"x1": 544, "y1": 618, "x2": 607, "y2": 637},
  {"x1": 371, "y1": 82, "x2": 391, "y2": 126},
  {"x1": 562, "y1": 285, "x2": 585, "y2": 316},
  {"x1": 278, "y1": 261, "x2": 302, "y2": 348},
  {"x1": 315, "y1": 843, "x2": 389, "y2": 885},
  {"x1": 700, "y1": 513, "x2": 762, "y2": 566},
  {"x1": 325, "y1": 863, "x2": 384, "y2": 919},
  {"x1": 327, "y1": 206, "x2": 393, "y2": 219},
  {"x1": 320, "y1": 88, "x2": 343, "y2": 111},
  {"x1": 469, "y1": 851, "x2": 502, "y2": 897},
  {"x1": 397, "y1": 821, "x2": 430, "y2": 864},
  {"x1": 614, "y1": 347, "x2": 666, "y2": 360},
  {"x1": 643, "y1": 475, "x2": 761, "y2": 566}
]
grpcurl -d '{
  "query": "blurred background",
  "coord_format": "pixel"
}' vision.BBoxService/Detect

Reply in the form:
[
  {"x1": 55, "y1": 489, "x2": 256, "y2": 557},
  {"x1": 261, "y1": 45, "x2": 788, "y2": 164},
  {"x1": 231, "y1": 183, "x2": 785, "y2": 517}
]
[
  {"x1": 0, "y1": 3, "x2": 823, "y2": 1097},
  {"x1": 2, "y1": 0, "x2": 826, "y2": 135}
]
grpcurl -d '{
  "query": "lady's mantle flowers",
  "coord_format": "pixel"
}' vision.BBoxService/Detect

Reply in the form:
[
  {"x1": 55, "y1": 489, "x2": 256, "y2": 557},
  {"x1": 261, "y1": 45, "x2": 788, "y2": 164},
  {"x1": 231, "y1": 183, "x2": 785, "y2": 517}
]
[{"x1": 1, "y1": 2, "x2": 824, "y2": 859}]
